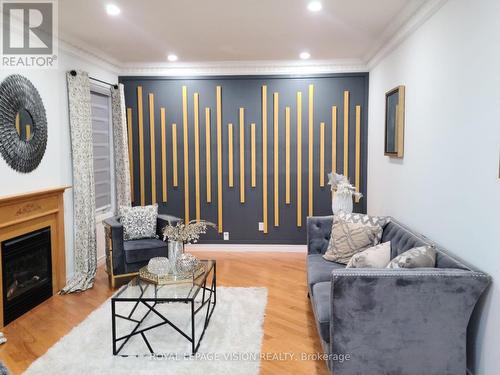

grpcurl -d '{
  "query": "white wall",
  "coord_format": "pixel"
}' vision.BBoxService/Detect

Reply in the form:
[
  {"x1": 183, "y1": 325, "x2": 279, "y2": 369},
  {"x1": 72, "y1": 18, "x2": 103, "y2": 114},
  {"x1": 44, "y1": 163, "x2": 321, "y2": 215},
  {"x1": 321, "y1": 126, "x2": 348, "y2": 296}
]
[
  {"x1": 367, "y1": 0, "x2": 500, "y2": 373},
  {"x1": 0, "y1": 46, "x2": 118, "y2": 279}
]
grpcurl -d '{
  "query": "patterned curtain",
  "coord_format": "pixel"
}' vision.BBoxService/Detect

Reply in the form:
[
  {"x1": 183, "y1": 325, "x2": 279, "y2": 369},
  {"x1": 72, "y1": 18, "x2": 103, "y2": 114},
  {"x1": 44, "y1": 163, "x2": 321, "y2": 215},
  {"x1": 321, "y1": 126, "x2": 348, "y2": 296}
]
[
  {"x1": 61, "y1": 70, "x2": 97, "y2": 294},
  {"x1": 111, "y1": 84, "x2": 131, "y2": 211}
]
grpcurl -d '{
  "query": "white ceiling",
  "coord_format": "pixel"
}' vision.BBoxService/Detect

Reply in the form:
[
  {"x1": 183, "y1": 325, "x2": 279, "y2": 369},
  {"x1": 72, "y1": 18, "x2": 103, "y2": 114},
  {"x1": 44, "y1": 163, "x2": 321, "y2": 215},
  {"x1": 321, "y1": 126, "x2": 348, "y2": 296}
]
[{"x1": 59, "y1": 0, "x2": 428, "y2": 67}]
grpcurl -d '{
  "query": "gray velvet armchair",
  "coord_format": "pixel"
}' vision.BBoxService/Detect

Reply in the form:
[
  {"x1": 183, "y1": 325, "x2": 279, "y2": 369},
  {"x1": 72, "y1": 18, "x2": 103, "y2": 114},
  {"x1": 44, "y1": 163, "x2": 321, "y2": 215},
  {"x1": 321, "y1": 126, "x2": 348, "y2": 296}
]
[
  {"x1": 103, "y1": 213, "x2": 181, "y2": 288},
  {"x1": 306, "y1": 216, "x2": 491, "y2": 375}
]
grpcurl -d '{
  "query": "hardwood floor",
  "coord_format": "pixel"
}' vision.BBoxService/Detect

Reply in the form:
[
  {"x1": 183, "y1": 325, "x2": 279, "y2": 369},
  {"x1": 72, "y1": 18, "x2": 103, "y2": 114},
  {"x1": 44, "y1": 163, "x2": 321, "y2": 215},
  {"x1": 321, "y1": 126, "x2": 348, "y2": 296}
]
[{"x1": 0, "y1": 251, "x2": 329, "y2": 375}]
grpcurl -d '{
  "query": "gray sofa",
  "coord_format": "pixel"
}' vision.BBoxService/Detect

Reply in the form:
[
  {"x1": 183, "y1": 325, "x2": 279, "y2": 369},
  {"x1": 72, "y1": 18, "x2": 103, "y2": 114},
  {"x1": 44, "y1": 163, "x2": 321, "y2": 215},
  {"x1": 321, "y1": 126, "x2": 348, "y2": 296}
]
[{"x1": 306, "y1": 215, "x2": 490, "y2": 375}]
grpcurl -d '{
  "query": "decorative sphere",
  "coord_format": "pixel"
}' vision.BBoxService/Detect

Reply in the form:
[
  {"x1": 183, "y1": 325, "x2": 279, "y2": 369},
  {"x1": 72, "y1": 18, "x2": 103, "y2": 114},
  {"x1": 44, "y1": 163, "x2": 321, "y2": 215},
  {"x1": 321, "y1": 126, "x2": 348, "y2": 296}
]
[
  {"x1": 147, "y1": 257, "x2": 171, "y2": 276},
  {"x1": 175, "y1": 253, "x2": 200, "y2": 274}
]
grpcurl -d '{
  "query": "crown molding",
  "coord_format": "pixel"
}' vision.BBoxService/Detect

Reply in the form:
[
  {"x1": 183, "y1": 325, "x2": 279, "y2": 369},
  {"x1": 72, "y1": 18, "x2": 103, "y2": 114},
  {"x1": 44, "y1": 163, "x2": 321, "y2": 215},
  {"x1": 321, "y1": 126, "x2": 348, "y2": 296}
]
[
  {"x1": 119, "y1": 59, "x2": 367, "y2": 77},
  {"x1": 58, "y1": 37, "x2": 122, "y2": 75},
  {"x1": 367, "y1": 0, "x2": 449, "y2": 69}
]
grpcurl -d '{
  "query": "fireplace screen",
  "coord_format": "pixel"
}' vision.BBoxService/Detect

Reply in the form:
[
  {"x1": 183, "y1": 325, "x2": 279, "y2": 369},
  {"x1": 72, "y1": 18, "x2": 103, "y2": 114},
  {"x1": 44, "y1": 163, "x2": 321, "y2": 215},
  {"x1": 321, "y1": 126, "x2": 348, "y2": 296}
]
[{"x1": 2, "y1": 227, "x2": 52, "y2": 325}]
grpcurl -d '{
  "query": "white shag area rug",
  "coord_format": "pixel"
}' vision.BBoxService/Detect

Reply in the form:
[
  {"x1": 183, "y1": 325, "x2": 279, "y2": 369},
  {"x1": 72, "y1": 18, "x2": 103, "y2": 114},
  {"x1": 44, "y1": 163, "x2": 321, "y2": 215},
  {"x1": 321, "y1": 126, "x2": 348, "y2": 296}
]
[{"x1": 24, "y1": 287, "x2": 267, "y2": 375}]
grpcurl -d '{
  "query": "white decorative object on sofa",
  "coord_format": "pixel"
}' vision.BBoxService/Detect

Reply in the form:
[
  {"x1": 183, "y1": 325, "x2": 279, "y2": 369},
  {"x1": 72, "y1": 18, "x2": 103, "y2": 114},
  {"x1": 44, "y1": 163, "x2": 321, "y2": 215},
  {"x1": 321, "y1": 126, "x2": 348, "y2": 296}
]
[{"x1": 328, "y1": 173, "x2": 362, "y2": 214}]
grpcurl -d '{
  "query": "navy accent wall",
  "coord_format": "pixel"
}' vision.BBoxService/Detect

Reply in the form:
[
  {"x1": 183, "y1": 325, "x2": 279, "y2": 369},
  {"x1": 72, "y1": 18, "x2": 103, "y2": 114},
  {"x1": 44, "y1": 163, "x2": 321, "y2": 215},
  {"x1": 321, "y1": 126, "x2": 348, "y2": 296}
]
[{"x1": 120, "y1": 74, "x2": 369, "y2": 244}]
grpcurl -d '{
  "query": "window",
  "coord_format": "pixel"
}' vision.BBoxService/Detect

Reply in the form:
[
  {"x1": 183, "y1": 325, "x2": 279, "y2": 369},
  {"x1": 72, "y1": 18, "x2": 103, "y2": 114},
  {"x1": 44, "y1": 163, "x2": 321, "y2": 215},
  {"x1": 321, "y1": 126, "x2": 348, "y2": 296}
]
[{"x1": 90, "y1": 89, "x2": 114, "y2": 214}]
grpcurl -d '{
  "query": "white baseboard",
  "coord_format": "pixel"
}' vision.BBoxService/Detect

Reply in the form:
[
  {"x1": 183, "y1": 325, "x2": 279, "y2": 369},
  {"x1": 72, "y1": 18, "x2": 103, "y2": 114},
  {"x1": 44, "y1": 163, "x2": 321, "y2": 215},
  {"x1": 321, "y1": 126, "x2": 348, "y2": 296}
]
[{"x1": 185, "y1": 244, "x2": 307, "y2": 253}]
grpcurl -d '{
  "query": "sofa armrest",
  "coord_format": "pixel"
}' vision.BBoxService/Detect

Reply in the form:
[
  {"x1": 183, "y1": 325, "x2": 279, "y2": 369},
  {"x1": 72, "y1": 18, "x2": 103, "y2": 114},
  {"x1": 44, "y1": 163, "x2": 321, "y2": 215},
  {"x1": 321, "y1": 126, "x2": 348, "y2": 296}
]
[
  {"x1": 328, "y1": 268, "x2": 491, "y2": 375},
  {"x1": 156, "y1": 214, "x2": 182, "y2": 238},
  {"x1": 102, "y1": 216, "x2": 125, "y2": 275},
  {"x1": 307, "y1": 215, "x2": 333, "y2": 255}
]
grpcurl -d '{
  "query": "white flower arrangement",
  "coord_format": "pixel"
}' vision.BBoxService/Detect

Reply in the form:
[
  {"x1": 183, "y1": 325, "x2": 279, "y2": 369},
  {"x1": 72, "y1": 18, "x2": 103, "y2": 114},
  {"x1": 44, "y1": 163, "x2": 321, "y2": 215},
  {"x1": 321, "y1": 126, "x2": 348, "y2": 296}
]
[
  {"x1": 162, "y1": 220, "x2": 217, "y2": 244},
  {"x1": 327, "y1": 172, "x2": 363, "y2": 200}
]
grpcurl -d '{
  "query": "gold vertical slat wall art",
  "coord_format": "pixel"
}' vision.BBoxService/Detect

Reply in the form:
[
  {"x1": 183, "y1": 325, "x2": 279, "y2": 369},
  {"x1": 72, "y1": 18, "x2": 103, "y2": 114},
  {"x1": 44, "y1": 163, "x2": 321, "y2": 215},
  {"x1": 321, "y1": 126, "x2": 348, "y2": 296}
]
[
  {"x1": 194, "y1": 93, "x2": 201, "y2": 221},
  {"x1": 355, "y1": 105, "x2": 361, "y2": 203},
  {"x1": 216, "y1": 86, "x2": 223, "y2": 233},
  {"x1": 273, "y1": 92, "x2": 279, "y2": 227},
  {"x1": 228, "y1": 123, "x2": 234, "y2": 188},
  {"x1": 239, "y1": 108, "x2": 245, "y2": 203},
  {"x1": 296, "y1": 91, "x2": 302, "y2": 227},
  {"x1": 308, "y1": 84, "x2": 314, "y2": 217},
  {"x1": 205, "y1": 108, "x2": 212, "y2": 203},
  {"x1": 262, "y1": 85, "x2": 268, "y2": 234},
  {"x1": 331, "y1": 106, "x2": 337, "y2": 174},
  {"x1": 343, "y1": 90, "x2": 349, "y2": 178},
  {"x1": 125, "y1": 80, "x2": 366, "y2": 239},
  {"x1": 160, "y1": 108, "x2": 167, "y2": 203},
  {"x1": 285, "y1": 107, "x2": 291, "y2": 205},
  {"x1": 172, "y1": 123, "x2": 178, "y2": 187},
  {"x1": 127, "y1": 108, "x2": 134, "y2": 202},
  {"x1": 320, "y1": 122, "x2": 325, "y2": 187},
  {"x1": 251, "y1": 123, "x2": 256, "y2": 188},
  {"x1": 149, "y1": 93, "x2": 157, "y2": 204},
  {"x1": 182, "y1": 86, "x2": 190, "y2": 223},
  {"x1": 137, "y1": 86, "x2": 145, "y2": 206}
]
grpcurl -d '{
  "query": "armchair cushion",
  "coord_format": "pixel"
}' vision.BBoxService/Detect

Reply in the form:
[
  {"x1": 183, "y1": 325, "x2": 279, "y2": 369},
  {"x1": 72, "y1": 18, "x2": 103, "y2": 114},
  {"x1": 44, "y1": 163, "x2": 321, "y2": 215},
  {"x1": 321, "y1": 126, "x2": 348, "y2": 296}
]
[
  {"x1": 123, "y1": 238, "x2": 167, "y2": 264},
  {"x1": 120, "y1": 204, "x2": 158, "y2": 240}
]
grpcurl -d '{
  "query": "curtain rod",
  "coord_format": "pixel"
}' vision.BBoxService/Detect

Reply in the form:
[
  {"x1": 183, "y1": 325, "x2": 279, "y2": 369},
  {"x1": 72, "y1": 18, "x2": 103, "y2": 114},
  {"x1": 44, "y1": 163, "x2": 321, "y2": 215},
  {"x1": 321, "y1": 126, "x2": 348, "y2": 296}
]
[{"x1": 69, "y1": 70, "x2": 119, "y2": 89}]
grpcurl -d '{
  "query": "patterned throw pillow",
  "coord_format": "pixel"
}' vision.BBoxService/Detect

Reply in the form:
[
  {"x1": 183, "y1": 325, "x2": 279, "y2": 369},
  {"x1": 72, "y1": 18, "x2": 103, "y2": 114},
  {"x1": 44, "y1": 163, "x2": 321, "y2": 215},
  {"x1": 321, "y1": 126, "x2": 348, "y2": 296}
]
[
  {"x1": 120, "y1": 204, "x2": 158, "y2": 240},
  {"x1": 346, "y1": 241, "x2": 391, "y2": 268},
  {"x1": 323, "y1": 217, "x2": 383, "y2": 264},
  {"x1": 336, "y1": 211, "x2": 391, "y2": 242},
  {"x1": 386, "y1": 246, "x2": 436, "y2": 269}
]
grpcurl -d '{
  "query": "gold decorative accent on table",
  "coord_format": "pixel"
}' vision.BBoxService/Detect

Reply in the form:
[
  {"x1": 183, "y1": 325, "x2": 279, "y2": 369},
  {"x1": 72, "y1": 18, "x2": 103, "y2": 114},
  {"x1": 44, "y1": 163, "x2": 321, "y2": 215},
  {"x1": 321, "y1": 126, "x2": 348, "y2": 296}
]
[
  {"x1": 160, "y1": 107, "x2": 167, "y2": 202},
  {"x1": 331, "y1": 106, "x2": 337, "y2": 174},
  {"x1": 182, "y1": 86, "x2": 190, "y2": 223},
  {"x1": 262, "y1": 85, "x2": 268, "y2": 234},
  {"x1": 343, "y1": 90, "x2": 349, "y2": 177},
  {"x1": 296, "y1": 91, "x2": 302, "y2": 227},
  {"x1": 355, "y1": 105, "x2": 361, "y2": 203},
  {"x1": 194, "y1": 93, "x2": 201, "y2": 221},
  {"x1": 239, "y1": 108, "x2": 245, "y2": 203},
  {"x1": 172, "y1": 123, "x2": 178, "y2": 187},
  {"x1": 139, "y1": 263, "x2": 206, "y2": 285},
  {"x1": 251, "y1": 122, "x2": 256, "y2": 188},
  {"x1": 228, "y1": 123, "x2": 234, "y2": 187},
  {"x1": 137, "y1": 86, "x2": 145, "y2": 206},
  {"x1": 148, "y1": 93, "x2": 156, "y2": 204},
  {"x1": 308, "y1": 84, "x2": 314, "y2": 217},
  {"x1": 320, "y1": 122, "x2": 325, "y2": 187},
  {"x1": 285, "y1": 106, "x2": 291, "y2": 205},
  {"x1": 127, "y1": 107, "x2": 134, "y2": 202},
  {"x1": 26, "y1": 125, "x2": 31, "y2": 141},
  {"x1": 205, "y1": 107, "x2": 212, "y2": 203},
  {"x1": 273, "y1": 92, "x2": 279, "y2": 226},
  {"x1": 216, "y1": 86, "x2": 223, "y2": 233}
]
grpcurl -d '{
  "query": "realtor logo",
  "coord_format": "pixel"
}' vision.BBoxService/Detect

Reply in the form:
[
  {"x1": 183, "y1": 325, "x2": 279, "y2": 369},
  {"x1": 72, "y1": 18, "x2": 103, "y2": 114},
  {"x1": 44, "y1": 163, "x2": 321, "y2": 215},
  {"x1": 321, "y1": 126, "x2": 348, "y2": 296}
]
[{"x1": 1, "y1": 0, "x2": 58, "y2": 68}]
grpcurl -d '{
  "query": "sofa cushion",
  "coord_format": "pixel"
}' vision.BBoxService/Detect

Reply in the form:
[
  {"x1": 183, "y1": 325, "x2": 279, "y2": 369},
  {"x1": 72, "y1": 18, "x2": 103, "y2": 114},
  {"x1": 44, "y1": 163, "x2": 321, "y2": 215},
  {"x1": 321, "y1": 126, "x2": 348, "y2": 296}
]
[
  {"x1": 387, "y1": 245, "x2": 436, "y2": 269},
  {"x1": 312, "y1": 281, "x2": 331, "y2": 343},
  {"x1": 337, "y1": 211, "x2": 390, "y2": 242},
  {"x1": 307, "y1": 254, "x2": 345, "y2": 292},
  {"x1": 346, "y1": 241, "x2": 391, "y2": 268},
  {"x1": 123, "y1": 238, "x2": 167, "y2": 264},
  {"x1": 323, "y1": 218, "x2": 382, "y2": 264},
  {"x1": 120, "y1": 204, "x2": 158, "y2": 240}
]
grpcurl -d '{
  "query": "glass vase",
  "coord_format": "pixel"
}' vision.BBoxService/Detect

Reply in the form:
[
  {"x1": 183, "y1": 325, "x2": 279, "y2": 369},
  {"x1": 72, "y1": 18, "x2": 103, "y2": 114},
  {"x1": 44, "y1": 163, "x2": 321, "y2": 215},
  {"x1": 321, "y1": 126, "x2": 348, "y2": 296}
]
[
  {"x1": 332, "y1": 192, "x2": 353, "y2": 214},
  {"x1": 167, "y1": 240, "x2": 184, "y2": 274}
]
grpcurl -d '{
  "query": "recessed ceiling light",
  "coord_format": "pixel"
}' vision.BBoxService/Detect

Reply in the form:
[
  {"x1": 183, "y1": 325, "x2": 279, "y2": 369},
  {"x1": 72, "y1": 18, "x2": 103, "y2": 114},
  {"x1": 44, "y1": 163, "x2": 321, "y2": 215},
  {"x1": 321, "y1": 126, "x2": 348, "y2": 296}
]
[
  {"x1": 300, "y1": 51, "x2": 311, "y2": 60},
  {"x1": 167, "y1": 54, "x2": 178, "y2": 62},
  {"x1": 307, "y1": 1, "x2": 322, "y2": 12},
  {"x1": 106, "y1": 4, "x2": 121, "y2": 16}
]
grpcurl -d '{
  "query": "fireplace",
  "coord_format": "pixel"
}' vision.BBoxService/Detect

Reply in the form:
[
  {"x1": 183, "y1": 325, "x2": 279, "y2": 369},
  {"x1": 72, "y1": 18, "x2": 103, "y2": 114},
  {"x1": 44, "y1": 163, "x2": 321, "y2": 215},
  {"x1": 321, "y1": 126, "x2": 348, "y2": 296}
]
[{"x1": 1, "y1": 227, "x2": 53, "y2": 325}]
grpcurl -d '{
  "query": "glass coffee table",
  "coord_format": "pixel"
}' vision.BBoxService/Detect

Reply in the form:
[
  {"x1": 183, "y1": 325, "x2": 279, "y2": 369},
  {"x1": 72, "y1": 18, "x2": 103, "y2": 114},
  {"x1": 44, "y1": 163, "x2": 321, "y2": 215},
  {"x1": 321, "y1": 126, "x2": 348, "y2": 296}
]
[{"x1": 111, "y1": 260, "x2": 216, "y2": 356}]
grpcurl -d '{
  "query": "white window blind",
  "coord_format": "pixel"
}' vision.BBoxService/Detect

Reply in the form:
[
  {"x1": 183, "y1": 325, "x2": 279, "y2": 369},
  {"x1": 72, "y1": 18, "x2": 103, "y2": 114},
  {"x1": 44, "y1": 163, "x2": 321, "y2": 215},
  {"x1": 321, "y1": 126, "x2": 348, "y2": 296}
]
[{"x1": 91, "y1": 90, "x2": 113, "y2": 213}]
